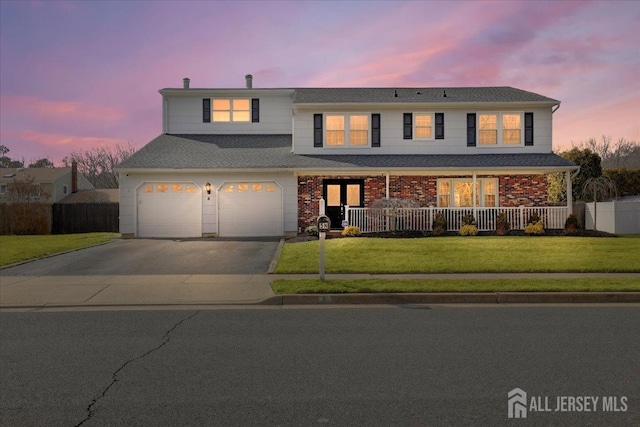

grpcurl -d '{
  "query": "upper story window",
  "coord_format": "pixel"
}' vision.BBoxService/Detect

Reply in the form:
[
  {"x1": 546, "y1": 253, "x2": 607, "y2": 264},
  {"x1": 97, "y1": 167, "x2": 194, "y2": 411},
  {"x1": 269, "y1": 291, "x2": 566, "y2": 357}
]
[
  {"x1": 478, "y1": 113, "x2": 522, "y2": 145},
  {"x1": 212, "y1": 98, "x2": 250, "y2": 122},
  {"x1": 404, "y1": 113, "x2": 444, "y2": 140},
  {"x1": 325, "y1": 114, "x2": 369, "y2": 146}
]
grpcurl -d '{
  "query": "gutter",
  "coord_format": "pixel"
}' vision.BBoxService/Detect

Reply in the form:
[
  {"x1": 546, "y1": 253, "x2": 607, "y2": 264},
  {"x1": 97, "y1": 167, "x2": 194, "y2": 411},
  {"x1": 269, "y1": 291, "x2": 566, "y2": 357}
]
[{"x1": 552, "y1": 102, "x2": 561, "y2": 114}]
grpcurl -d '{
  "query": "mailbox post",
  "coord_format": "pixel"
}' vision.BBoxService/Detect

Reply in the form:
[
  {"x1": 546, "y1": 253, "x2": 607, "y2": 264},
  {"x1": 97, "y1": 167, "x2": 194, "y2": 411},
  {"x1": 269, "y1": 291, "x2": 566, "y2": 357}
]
[{"x1": 317, "y1": 215, "x2": 331, "y2": 280}]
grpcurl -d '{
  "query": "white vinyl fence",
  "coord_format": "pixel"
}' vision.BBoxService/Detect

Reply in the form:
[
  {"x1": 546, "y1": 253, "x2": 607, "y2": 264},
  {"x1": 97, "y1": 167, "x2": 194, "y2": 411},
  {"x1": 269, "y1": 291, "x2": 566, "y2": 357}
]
[
  {"x1": 585, "y1": 198, "x2": 640, "y2": 234},
  {"x1": 346, "y1": 206, "x2": 569, "y2": 233}
]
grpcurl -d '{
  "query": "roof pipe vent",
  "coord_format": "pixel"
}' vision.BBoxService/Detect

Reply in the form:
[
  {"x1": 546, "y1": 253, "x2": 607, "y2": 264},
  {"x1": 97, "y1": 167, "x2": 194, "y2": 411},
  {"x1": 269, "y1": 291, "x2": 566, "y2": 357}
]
[
  {"x1": 443, "y1": 90, "x2": 447, "y2": 98},
  {"x1": 393, "y1": 90, "x2": 398, "y2": 98},
  {"x1": 183, "y1": 78, "x2": 190, "y2": 89},
  {"x1": 245, "y1": 74, "x2": 253, "y2": 89}
]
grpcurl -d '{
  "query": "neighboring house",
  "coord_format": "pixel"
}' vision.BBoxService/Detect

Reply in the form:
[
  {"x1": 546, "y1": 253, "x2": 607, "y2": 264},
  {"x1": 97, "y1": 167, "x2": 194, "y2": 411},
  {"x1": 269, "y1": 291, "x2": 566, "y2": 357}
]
[
  {"x1": 58, "y1": 188, "x2": 119, "y2": 204},
  {"x1": 117, "y1": 75, "x2": 578, "y2": 238},
  {"x1": 0, "y1": 163, "x2": 93, "y2": 204}
]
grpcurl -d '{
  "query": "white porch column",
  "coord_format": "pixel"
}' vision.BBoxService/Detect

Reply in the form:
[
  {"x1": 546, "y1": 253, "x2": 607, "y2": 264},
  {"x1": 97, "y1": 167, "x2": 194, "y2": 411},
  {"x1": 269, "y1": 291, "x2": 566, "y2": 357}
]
[
  {"x1": 566, "y1": 170, "x2": 573, "y2": 215},
  {"x1": 472, "y1": 172, "x2": 477, "y2": 219}
]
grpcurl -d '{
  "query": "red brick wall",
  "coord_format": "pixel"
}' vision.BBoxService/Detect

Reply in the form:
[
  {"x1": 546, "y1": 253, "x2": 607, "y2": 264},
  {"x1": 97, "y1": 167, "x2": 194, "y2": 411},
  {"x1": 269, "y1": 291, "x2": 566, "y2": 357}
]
[{"x1": 297, "y1": 174, "x2": 548, "y2": 230}]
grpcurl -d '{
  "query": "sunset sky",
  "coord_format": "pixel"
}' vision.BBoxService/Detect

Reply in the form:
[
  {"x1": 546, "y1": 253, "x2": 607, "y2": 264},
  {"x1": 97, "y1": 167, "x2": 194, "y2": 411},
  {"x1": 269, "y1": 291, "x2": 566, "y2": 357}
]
[{"x1": 1, "y1": 0, "x2": 638, "y2": 165}]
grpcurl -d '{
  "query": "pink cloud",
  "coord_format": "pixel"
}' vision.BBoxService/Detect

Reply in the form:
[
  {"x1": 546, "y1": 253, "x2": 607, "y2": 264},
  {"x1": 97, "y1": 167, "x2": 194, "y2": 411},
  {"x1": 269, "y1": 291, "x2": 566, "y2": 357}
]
[{"x1": 2, "y1": 95, "x2": 124, "y2": 122}]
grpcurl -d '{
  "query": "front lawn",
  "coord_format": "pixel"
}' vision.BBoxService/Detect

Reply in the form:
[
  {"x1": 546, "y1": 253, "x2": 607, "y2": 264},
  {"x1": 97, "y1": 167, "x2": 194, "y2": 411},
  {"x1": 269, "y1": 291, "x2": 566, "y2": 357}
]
[
  {"x1": 271, "y1": 278, "x2": 640, "y2": 294},
  {"x1": 0, "y1": 233, "x2": 119, "y2": 266},
  {"x1": 275, "y1": 236, "x2": 640, "y2": 273}
]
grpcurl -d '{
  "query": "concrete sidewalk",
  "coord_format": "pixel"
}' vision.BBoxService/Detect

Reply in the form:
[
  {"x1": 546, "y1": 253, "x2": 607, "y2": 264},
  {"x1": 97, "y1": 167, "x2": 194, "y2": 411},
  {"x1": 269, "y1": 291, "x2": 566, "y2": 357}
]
[{"x1": 1, "y1": 273, "x2": 639, "y2": 309}]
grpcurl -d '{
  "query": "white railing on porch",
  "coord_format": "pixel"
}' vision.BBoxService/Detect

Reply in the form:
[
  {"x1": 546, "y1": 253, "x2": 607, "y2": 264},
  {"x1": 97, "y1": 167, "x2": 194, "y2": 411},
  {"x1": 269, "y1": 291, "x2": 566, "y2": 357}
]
[{"x1": 346, "y1": 206, "x2": 569, "y2": 233}]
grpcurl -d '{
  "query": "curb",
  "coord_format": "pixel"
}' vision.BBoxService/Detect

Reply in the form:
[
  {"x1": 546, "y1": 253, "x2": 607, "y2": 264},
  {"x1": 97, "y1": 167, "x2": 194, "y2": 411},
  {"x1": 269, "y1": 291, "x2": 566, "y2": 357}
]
[
  {"x1": 260, "y1": 292, "x2": 640, "y2": 305},
  {"x1": 267, "y1": 238, "x2": 285, "y2": 274}
]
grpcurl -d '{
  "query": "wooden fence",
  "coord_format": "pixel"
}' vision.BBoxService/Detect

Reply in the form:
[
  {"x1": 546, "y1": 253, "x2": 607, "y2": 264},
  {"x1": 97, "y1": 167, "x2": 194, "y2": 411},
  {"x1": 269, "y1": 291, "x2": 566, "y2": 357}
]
[{"x1": 0, "y1": 203, "x2": 119, "y2": 235}]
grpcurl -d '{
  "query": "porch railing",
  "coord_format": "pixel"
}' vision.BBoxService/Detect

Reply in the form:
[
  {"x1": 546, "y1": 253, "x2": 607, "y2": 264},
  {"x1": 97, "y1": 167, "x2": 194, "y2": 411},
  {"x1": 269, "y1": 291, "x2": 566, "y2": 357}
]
[{"x1": 345, "y1": 206, "x2": 569, "y2": 233}]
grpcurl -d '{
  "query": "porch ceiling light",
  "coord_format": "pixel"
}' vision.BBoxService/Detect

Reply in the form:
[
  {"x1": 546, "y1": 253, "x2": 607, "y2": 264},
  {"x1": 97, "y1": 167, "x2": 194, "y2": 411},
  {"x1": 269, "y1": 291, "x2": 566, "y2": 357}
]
[{"x1": 205, "y1": 182, "x2": 212, "y2": 194}]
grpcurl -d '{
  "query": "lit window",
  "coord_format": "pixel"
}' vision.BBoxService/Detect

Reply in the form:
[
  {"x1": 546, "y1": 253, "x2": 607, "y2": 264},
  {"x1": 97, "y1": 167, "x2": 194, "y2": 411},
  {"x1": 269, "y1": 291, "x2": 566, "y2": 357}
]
[
  {"x1": 252, "y1": 183, "x2": 263, "y2": 192},
  {"x1": 185, "y1": 185, "x2": 197, "y2": 193},
  {"x1": 224, "y1": 184, "x2": 234, "y2": 193},
  {"x1": 346, "y1": 184, "x2": 361, "y2": 206},
  {"x1": 238, "y1": 183, "x2": 248, "y2": 193},
  {"x1": 414, "y1": 114, "x2": 433, "y2": 139},
  {"x1": 212, "y1": 98, "x2": 250, "y2": 122},
  {"x1": 479, "y1": 114, "x2": 498, "y2": 145},
  {"x1": 502, "y1": 114, "x2": 521, "y2": 145},
  {"x1": 438, "y1": 178, "x2": 498, "y2": 207},
  {"x1": 325, "y1": 114, "x2": 369, "y2": 146},
  {"x1": 477, "y1": 113, "x2": 523, "y2": 146},
  {"x1": 266, "y1": 184, "x2": 276, "y2": 193},
  {"x1": 157, "y1": 184, "x2": 168, "y2": 192},
  {"x1": 143, "y1": 185, "x2": 153, "y2": 193},
  {"x1": 172, "y1": 184, "x2": 183, "y2": 192}
]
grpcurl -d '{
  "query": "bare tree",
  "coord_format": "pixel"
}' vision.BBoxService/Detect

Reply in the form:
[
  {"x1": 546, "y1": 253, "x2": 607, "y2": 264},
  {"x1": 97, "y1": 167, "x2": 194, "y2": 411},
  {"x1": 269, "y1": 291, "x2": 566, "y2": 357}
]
[
  {"x1": 581, "y1": 176, "x2": 617, "y2": 232},
  {"x1": 62, "y1": 142, "x2": 138, "y2": 188},
  {"x1": 6, "y1": 174, "x2": 51, "y2": 234}
]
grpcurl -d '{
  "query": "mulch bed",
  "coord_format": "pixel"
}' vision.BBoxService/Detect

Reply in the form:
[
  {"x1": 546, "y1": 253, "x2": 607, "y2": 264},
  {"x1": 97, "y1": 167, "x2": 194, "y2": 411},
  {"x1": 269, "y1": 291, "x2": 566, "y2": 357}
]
[{"x1": 286, "y1": 229, "x2": 616, "y2": 242}]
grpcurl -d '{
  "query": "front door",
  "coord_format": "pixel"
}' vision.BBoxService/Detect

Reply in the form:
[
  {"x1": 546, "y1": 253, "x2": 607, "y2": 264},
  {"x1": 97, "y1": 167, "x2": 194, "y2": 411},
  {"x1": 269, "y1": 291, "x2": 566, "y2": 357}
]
[{"x1": 323, "y1": 179, "x2": 364, "y2": 229}]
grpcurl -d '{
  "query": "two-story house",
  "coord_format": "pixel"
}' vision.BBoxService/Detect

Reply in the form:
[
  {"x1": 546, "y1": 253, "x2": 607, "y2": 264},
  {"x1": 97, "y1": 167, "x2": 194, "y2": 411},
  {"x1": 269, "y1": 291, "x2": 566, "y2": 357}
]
[{"x1": 117, "y1": 75, "x2": 578, "y2": 238}]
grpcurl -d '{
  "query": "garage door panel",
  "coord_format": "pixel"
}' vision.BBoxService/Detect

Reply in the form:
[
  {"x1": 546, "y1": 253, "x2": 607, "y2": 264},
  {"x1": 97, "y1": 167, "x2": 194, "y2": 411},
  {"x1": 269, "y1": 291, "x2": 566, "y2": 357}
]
[
  {"x1": 219, "y1": 181, "x2": 283, "y2": 237},
  {"x1": 137, "y1": 182, "x2": 201, "y2": 238}
]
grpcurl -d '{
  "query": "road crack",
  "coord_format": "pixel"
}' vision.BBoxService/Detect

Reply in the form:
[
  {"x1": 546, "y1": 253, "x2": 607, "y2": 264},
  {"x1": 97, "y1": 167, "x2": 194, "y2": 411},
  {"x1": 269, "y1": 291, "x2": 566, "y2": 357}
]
[{"x1": 75, "y1": 310, "x2": 200, "y2": 426}]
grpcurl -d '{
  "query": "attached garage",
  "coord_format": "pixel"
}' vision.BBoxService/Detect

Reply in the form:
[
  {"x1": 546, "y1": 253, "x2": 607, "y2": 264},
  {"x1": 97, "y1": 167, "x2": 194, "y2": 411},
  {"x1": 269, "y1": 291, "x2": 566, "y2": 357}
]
[
  {"x1": 218, "y1": 181, "x2": 283, "y2": 237},
  {"x1": 137, "y1": 182, "x2": 202, "y2": 238}
]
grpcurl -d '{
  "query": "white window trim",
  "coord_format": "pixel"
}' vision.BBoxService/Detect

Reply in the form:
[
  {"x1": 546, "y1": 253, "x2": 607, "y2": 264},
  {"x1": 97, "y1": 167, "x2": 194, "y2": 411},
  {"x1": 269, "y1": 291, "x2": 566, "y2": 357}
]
[
  {"x1": 324, "y1": 113, "x2": 371, "y2": 148},
  {"x1": 413, "y1": 112, "x2": 435, "y2": 141},
  {"x1": 211, "y1": 98, "x2": 250, "y2": 123},
  {"x1": 477, "y1": 112, "x2": 524, "y2": 147},
  {"x1": 437, "y1": 178, "x2": 499, "y2": 207}
]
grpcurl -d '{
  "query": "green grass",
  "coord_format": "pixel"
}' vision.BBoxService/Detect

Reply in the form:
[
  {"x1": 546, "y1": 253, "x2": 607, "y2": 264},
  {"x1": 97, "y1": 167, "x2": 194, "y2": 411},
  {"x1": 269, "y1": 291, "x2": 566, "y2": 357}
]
[
  {"x1": 276, "y1": 236, "x2": 640, "y2": 273},
  {"x1": 271, "y1": 278, "x2": 640, "y2": 294},
  {"x1": 0, "y1": 233, "x2": 119, "y2": 266}
]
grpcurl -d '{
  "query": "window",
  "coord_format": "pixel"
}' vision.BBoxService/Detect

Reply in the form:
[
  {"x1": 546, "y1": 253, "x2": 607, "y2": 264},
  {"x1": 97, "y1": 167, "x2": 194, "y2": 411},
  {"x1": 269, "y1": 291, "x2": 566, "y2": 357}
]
[
  {"x1": 63, "y1": 185, "x2": 68, "y2": 195},
  {"x1": 478, "y1": 113, "x2": 523, "y2": 146},
  {"x1": 437, "y1": 178, "x2": 498, "y2": 207},
  {"x1": 0, "y1": 184, "x2": 6, "y2": 195},
  {"x1": 325, "y1": 114, "x2": 369, "y2": 146},
  {"x1": 211, "y1": 98, "x2": 250, "y2": 122},
  {"x1": 415, "y1": 113, "x2": 433, "y2": 139}
]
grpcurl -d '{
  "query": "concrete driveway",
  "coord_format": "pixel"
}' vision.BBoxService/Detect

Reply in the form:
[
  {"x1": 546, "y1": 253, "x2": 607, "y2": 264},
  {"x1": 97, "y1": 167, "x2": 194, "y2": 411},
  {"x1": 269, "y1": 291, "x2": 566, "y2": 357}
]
[{"x1": 1, "y1": 238, "x2": 281, "y2": 276}]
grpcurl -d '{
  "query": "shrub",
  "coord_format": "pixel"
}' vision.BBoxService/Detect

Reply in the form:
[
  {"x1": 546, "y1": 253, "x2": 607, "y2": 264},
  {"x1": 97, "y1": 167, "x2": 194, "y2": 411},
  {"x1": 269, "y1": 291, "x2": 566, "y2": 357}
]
[
  {"x1": 341, "y1": 225, "x2": 361, "y2": 237},
  {"x1": 564, "y1": 214, "x2": 581, "y2": 234},
  {"x1": 524, "y1": 221, "x2": 545, "y2": 235},
  {"x1": 461, "y1": 214, "x2": 477, "y2": 226},
  {"x1": 432, "y1": 213, "x2": 447, "y2": 232},
  {"x1": 305, "y1": 225, "x2": 318, "y2": 236},
  {"x1": 527, "y1": 212, "x2": 541, "y2": 225},
  {"x1": 459, "y1": 224, "x2": 478, "y2": 236},
  {"x1": 496, "y1": 212, "x2": 510, "y2": 236}
]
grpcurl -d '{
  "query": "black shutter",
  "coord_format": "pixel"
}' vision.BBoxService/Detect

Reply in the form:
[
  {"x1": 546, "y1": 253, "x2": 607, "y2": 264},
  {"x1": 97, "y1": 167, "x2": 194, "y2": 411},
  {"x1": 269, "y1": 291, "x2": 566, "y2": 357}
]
[
  {"x1": 524, "y1": 112, "x2": 534, "y2": 146},
  {"x1": 203, "y1": 99, "x2": 211, "y2": 123},
  {"x1": 314, "y1": 114, "x2": 323, "y2": 147},
  {"x1": 403, "y1": 113, "x2": 412, "y2": 139},
  {"x1": 371, "y1": 114, "x2": 381, "y2": 147},
  {"x1": 435, "y1": 113, "x2": 444, "y2": 139},
  {"x1": 467, "y1": 113, "x2": 476, "y2": 146},
  {"x1": 251, "y1": 98, "x2": 260, "y2": 123}
]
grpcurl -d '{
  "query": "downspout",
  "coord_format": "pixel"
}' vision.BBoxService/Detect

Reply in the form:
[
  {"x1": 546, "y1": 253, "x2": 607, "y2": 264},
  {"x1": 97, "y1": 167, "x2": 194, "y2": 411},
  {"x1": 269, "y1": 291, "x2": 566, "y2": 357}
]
[{"x1": 385, "y1": 172, "x2": 389, "y2": 200}]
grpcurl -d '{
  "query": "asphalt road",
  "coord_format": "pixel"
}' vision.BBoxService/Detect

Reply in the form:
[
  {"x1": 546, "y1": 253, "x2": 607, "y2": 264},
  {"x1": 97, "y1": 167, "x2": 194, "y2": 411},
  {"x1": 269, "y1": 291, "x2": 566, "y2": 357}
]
[
  {"x1": 1, "y1": 238, "x2": 280, "y2": 275},
  {"x1": 1, "y1": 306, "x2": 639, "y2": 426}
]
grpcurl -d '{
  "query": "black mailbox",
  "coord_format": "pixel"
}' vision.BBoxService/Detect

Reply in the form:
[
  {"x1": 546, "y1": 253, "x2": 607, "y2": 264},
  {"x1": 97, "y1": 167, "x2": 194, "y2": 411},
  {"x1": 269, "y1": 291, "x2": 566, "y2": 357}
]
[{"x1": 317, "y1": 215, "x2": 331, "y2": 232}]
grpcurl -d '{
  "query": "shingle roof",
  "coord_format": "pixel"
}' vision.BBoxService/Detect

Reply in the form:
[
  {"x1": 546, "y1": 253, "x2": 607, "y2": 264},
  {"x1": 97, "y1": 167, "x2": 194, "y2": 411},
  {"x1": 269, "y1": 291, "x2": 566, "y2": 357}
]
[
  {"x1": 293, "y1": 87, "x2": 560, "y2": 104},
  {"x1": 0, "y1": 167, "x2": 71, "y2": 184},
  {"x1": 117, "y1": 134, "x2": 576, "y2": 171}
]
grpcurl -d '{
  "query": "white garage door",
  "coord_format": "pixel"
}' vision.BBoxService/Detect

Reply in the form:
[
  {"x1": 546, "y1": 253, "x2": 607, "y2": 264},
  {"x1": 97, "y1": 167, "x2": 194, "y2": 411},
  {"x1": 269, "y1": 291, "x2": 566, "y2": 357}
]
[
  {"x1": 218, "y1": 181, "x2": 283, "y2": 237},
  {"x1": 137, "y1": 182, "x2": 202, "y2": 238}
]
